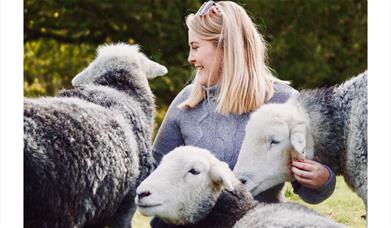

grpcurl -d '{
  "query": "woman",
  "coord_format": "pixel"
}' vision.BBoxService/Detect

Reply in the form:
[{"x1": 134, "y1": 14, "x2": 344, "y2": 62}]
[{"x1": 151, "y1": 1, "x2": 335, "y2": 226}]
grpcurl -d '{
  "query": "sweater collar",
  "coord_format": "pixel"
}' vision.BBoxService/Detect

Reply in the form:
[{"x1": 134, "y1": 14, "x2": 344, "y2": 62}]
[{"x1": 202, "y1": 83, "x2": 220, "y2": 99}]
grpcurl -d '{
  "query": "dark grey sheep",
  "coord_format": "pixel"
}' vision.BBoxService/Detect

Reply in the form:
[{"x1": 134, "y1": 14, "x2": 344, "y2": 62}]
[{"x1": 24, "y1": 43, "x2": 167, "y2": 228}]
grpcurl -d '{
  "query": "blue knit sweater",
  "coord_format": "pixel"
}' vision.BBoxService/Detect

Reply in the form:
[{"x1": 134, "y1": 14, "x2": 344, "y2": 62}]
[{"x1": 152, "y1": 82, "x2": 336, "y2": 204}]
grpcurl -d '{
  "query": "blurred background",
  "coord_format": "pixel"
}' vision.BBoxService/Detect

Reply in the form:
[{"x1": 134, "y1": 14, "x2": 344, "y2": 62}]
[
  {"x1": 24, "y1": 1, "x2": 367, "y2": 226},
  {"x1": 24, "y1": 0, "x2": 367, "y2": 132}
]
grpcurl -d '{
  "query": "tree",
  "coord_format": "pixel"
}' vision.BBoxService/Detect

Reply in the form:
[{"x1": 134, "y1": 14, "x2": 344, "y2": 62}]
[{"x1": 24, "y1": 0, "x2": 367, "y2": 129}]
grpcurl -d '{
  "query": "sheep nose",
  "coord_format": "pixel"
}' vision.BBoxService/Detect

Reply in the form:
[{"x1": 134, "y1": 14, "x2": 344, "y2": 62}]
[
  {"x1": 138, "y1": 191, "x2": 151, "y2": 200},
  {"x1": 239, "y1": 178, "x2": 247, "y2": 185}
]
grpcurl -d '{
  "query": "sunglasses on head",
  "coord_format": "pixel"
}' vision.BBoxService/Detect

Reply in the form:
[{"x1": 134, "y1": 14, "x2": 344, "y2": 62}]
[{"x1": 198, "y1": 1, "x2": 216, "y2": 16}]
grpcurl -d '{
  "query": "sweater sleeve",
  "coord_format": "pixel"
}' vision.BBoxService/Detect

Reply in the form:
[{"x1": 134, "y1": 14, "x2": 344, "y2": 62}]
[
  {"x1": 152, "y1": 85, "x2": 192, "y2": 166},
  {"x1": 291, "y1": 165, "x2": 336, "y2": 204}
]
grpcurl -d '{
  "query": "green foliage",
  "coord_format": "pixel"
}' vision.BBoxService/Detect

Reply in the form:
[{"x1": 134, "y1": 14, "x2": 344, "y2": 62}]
[
  {"x1": 243, "y1": 0, "x2": 367, "y2": 89},
  {"x1": 24, "y1": 40, "x2": 95, "y2": 96},
  {"x1": 24, "y1": 0, "x2": 367, "y2": 123}
]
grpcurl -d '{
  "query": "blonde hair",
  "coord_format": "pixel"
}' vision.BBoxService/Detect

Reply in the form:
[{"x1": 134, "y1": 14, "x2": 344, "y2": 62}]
[{"x1": 179, "y1": 1, "x2": 287, "y2": 115}]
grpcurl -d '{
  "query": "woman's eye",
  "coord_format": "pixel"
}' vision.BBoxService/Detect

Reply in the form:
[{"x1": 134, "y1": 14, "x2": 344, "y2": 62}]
[{"x1": 189, "y1": 168, "x2": 200, "y2": 175}]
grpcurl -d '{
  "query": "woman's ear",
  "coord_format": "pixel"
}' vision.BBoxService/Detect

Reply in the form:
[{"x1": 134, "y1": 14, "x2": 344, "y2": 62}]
[{"x1": 209, "y1": 161, "x2": 237, "y2": 191}]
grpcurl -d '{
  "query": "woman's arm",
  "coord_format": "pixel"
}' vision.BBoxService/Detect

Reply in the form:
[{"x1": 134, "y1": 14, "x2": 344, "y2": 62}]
[
  {"x1": 150, "y1": 86, "x2": 193, "y2": 228},
  {"x1": 152, "y1": 85, "x2": 193, "y2": 166},
  {"x1": 291, "y1": 160, "x2": 336, "y2": 204}
]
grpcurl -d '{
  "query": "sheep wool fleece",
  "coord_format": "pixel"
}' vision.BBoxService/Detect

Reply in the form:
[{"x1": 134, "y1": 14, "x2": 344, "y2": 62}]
[{"x1": 152, "y1": 82, "x2": 336, "y2": 204}]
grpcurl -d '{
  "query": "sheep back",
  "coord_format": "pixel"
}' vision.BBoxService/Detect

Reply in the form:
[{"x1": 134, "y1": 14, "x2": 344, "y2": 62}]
[
  {"x1": 334, "y1": 73, "x2": 367, "y2": 202},
  {"x1": 234, "y1": 202, "x2": 345, "y2": 228},
  {"x1": 59, "y1": 84, "x2": 155, "y2": 184},
  {"x1": 299, "y1": 72, "x2": 367, "y2": 203},
  {"x1": 24, "y1": 97, "x2": 139, "y2": 227}
]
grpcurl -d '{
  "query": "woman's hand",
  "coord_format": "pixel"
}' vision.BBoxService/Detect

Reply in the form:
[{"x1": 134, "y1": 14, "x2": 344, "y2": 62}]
[{"x1": 291, "y1": 159, "x2": 330, "y2": 189}]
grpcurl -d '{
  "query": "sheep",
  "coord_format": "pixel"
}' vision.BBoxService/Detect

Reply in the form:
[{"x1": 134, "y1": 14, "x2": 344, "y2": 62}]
[
  {"x1": 135, "y1": 146, "x2": 345, "y2": 228},
  {"x1": 233, "y1": 71, "x2": 367, "y2": 206},
  {"x1": 24, "y1": 43, "x2": 167, "y2": 228}
]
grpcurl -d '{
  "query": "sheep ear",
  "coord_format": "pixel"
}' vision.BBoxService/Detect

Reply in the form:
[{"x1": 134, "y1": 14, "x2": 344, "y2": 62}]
[
  {"x1": 140, "y1": 55, "x2": 168, "y2": 79},
  {"x1": 72, "y1": 67, "x2": 90, "y2": 86},
  {"x1": 290, "y1": 122, "x2": 307, "y2": 158},
  {"x1": 209, "y1": 162, "x2": 235, "y2": 191},
  {"x1": 290, "y1": 122, "x2": 314, "y2": 159}
]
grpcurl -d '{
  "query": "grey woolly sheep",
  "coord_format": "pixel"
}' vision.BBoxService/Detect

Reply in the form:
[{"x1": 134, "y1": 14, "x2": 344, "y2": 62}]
[
  {"x1": 24, "y1": 43, "x2": 167, "y2": 228},
  {"x1": 135, "y1": 146, "x2": 345, "y2": 228},
  {"x1": 234, "y1": 71, "x2": 367, "y2": 206}
]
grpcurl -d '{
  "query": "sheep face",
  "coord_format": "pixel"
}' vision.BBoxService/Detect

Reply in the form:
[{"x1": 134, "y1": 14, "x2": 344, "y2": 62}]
[
  {"x1": 135, "y1": 146, "x2": 239, "y2": 225},
  {"x1": 71, "y1": 43, "x2": 167, "y2": 86},
  {"x1": 233, "y1": 102, "x2": 314, "y2": 197}
]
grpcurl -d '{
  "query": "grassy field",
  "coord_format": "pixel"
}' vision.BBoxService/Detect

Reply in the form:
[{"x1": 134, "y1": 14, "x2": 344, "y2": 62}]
[
  {"x1": 132, "y1": 176, "x2": 366, "y2": 228},
  {"x1": 285, "y1": 177, "x2": 366, "y2": 228}
]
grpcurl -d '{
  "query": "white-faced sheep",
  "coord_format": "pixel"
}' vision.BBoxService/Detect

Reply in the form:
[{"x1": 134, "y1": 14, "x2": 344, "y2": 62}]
[
  {"x1": 135, "y1": 146, "x2": 345, "y2": 228},
  {"x1": 24, "y1": 43, "x2": 167, "y2": 228},
  {"x1": 233, "y1": 71, "x2": 367, "y2": 206}
]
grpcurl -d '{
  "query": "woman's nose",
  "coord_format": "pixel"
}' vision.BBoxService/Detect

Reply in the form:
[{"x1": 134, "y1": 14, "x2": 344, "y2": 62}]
[{"x1": 188, "y1": 53, "x2": 195, "y2": 65}]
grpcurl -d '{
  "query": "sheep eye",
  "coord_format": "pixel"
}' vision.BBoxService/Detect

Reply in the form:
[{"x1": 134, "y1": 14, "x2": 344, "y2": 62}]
[
  {"x1": 271, "y1": 140, "x2": 280, "y2": 145},
  {"x1": 189, "y1": 168, "x2": 200, "y2": 175}
]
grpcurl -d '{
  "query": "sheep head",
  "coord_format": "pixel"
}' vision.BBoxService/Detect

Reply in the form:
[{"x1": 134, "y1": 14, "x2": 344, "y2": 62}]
[
  {"x1": 135, "y1": 146, "x2": 240, "y2": 225},
  {"x1": 233, "y1": 99, "x2": 314, "y2": 197},
  {"x1": 71, "y1": 43, "x2": 167, "y2": 87}
]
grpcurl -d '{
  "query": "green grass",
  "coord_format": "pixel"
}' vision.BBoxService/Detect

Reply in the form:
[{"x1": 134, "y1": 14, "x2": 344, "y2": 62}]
[
  {"x1": 132, "y1": 209, "x2": 151, "y2": 228},
  {"x1": 132, "y1": 177, "x2": 366, "y2": 228},
  {"x1": 285, "y1": 176, "x2": 366, "y2": 228}
]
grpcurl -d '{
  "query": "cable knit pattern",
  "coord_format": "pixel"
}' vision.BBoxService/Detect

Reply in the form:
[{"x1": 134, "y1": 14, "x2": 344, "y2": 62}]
[{"x1": 153, "y1": 82, "x2": 297, "y2": 169}]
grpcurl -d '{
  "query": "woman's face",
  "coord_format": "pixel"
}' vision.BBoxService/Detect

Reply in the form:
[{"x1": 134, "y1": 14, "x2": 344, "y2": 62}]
[{"x1": 187, "y1": 29, "x2": 223, "y2": 86}]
